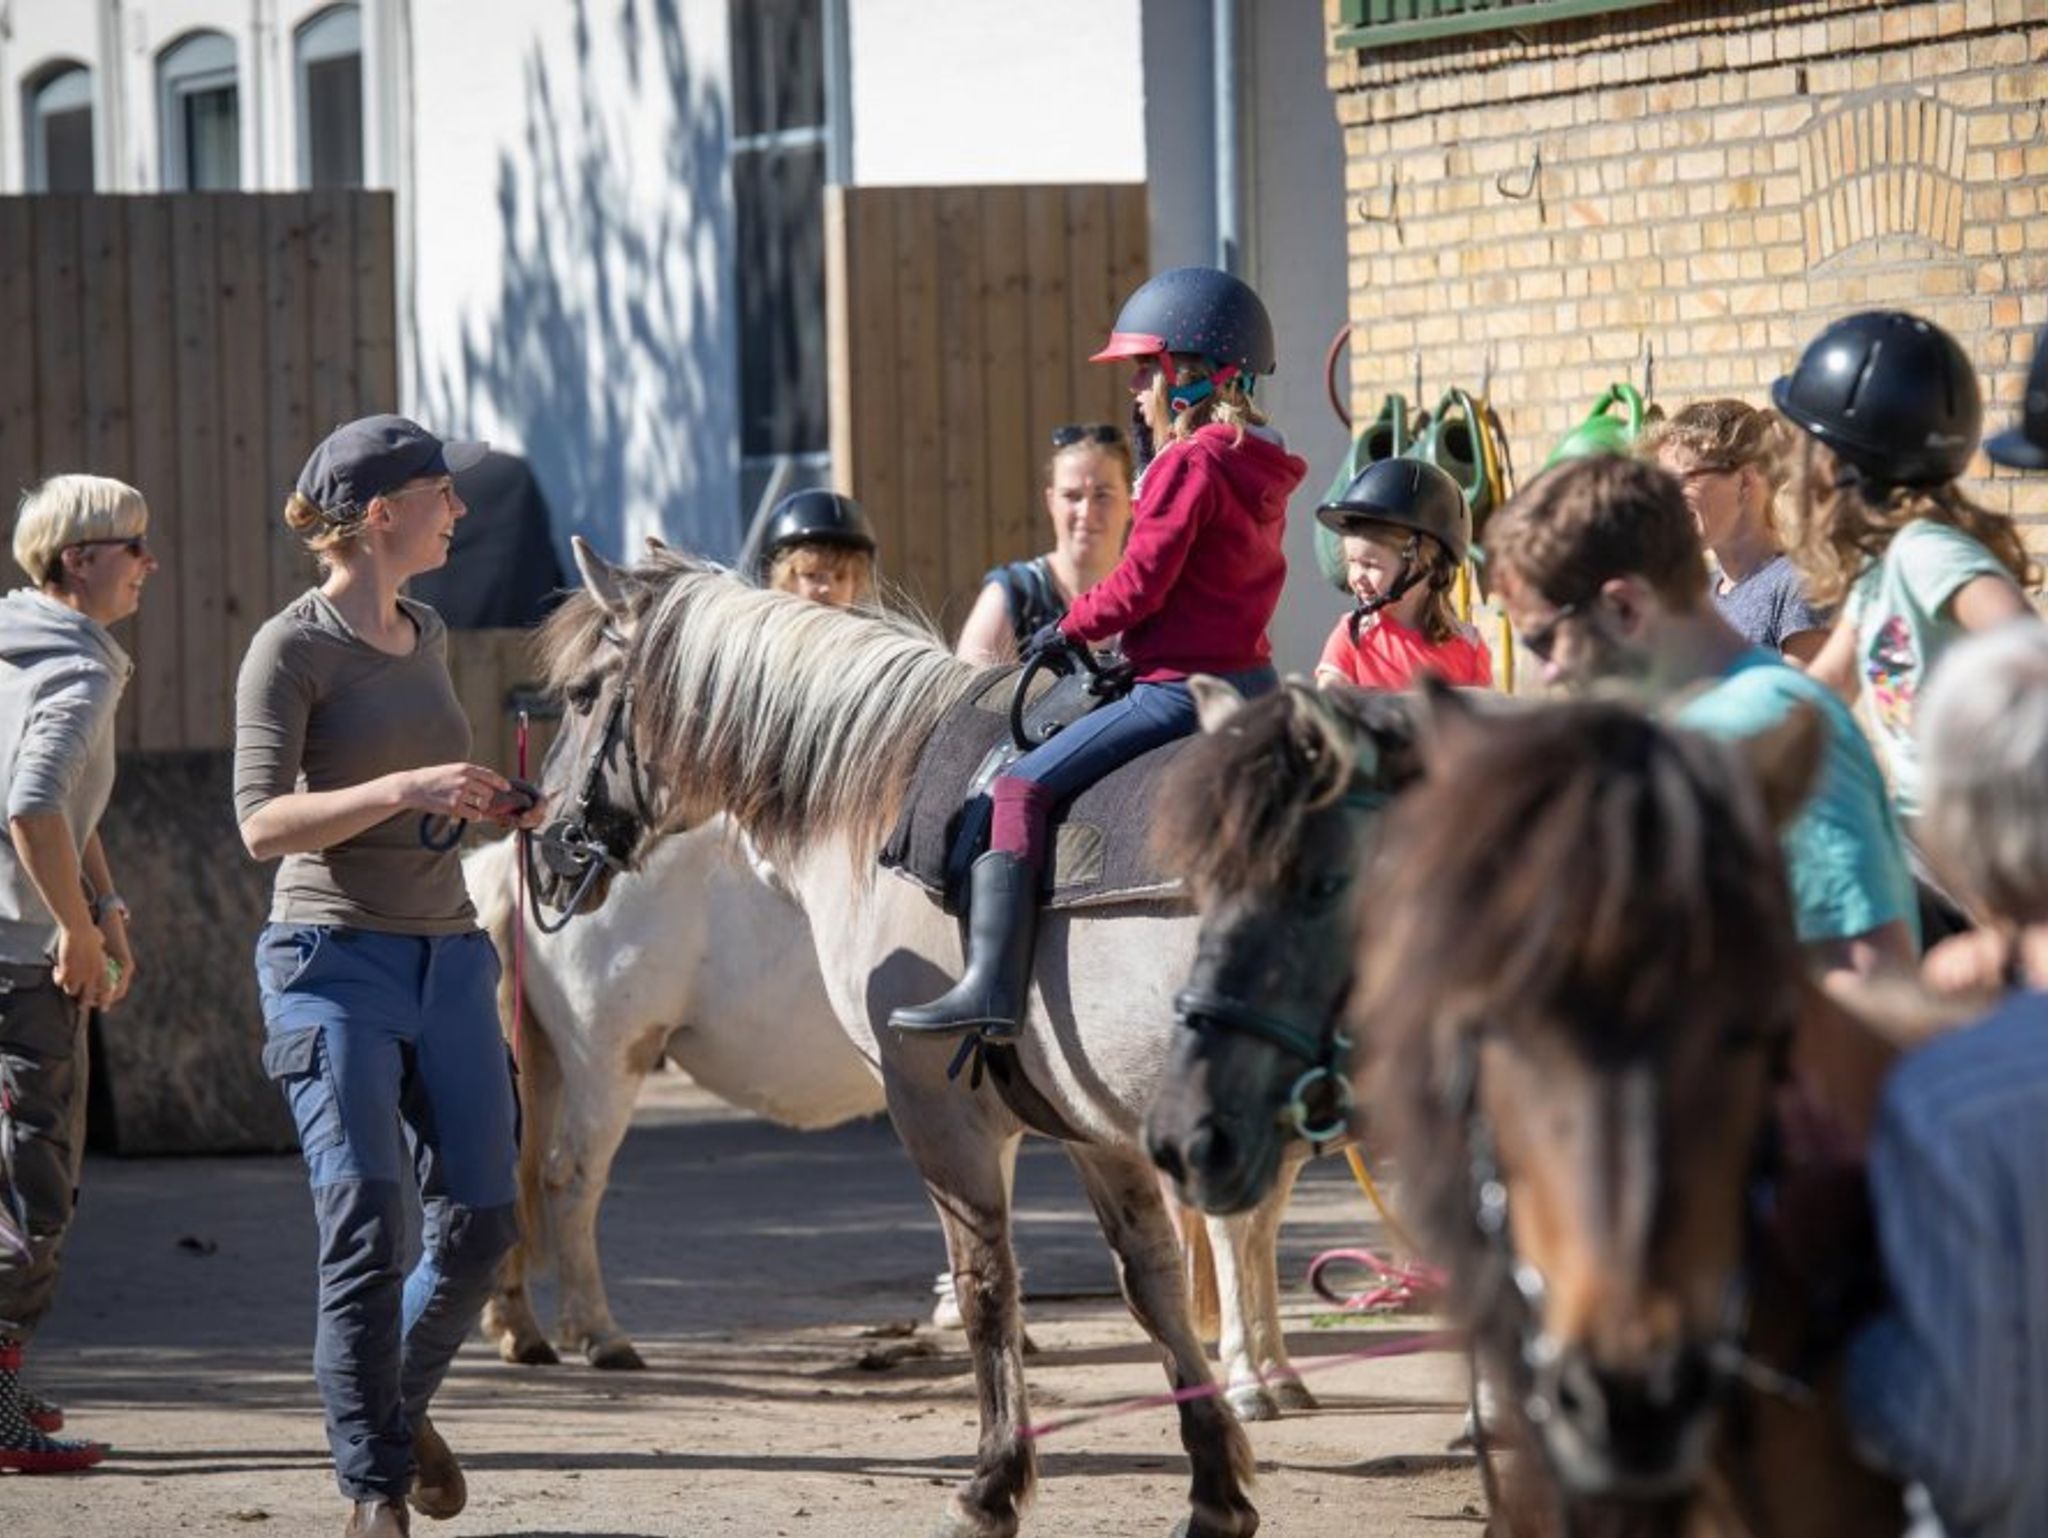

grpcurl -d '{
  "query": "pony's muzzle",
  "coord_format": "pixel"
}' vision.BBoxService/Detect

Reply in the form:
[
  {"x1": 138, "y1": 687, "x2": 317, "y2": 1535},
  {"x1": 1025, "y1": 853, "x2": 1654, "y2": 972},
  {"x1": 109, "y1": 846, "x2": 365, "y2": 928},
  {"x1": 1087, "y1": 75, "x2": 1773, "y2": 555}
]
[{"x1": 1531, "y1": 1338, "x2": 1720, "y2": 1499}]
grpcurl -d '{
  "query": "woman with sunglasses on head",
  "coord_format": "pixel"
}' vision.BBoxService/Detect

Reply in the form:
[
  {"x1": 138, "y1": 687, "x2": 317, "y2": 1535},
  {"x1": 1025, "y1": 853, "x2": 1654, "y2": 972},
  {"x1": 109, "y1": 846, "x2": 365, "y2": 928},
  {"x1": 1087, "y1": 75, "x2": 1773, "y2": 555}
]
[
  {"x1": 0, "y1": 476, "x2": 157, "y2": 1474},
  {"x1": 234, "y1": 416, "x2": 548, "y2": 1538},
  {"x1": 956, "y1": 424, "x2": 1136, "y2": 666},
  {"x1": 895, "y1": 266, "x2": 1303, "y2": 1039}
]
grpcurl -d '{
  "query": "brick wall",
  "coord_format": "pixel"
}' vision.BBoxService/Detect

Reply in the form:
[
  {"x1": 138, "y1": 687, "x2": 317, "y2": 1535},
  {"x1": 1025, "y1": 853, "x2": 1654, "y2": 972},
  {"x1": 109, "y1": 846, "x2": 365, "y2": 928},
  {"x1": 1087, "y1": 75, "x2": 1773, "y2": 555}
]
[{"x1": 1326, "y1": 0, "x2": 2048, "y2": 543}]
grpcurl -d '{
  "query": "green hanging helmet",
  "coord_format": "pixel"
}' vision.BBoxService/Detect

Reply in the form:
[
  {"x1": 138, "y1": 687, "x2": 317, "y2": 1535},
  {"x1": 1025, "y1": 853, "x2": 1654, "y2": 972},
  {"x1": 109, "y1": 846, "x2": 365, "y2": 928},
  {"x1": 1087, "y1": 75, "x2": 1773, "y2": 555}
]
[{"x1": 1544, "y1": 383, "x2": 1652, "y2": 468}]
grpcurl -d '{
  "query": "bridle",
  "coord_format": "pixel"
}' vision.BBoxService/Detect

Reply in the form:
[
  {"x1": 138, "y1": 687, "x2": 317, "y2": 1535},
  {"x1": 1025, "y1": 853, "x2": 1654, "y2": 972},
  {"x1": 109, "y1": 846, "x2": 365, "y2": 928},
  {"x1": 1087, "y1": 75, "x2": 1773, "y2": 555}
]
[
  {"x1": 1170, "y1": 784, "x2": 1391, "y2": 1146},
  {"x1": 1445, "y1": 1013, "x2": 1803, "y2": 1473},
  {"x1": 522, "y1": 628, "x2": 657, "y2": 933}
]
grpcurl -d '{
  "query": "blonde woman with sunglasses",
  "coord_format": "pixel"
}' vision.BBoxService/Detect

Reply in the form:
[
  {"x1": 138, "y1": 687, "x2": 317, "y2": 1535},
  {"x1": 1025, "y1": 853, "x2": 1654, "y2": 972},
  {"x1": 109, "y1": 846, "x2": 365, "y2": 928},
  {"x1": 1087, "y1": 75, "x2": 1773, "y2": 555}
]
[{"x1": 0, "y1": 473, "x2": 158, "y2": 1473}]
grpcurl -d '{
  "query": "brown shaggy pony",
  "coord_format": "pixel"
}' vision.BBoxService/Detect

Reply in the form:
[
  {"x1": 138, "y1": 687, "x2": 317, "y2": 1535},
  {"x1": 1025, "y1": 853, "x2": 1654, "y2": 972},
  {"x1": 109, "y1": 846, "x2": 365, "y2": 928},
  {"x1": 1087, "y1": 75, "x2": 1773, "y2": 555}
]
[{"x1": 1354, "y1": 689, "x2": 1901, "y2": 1538}]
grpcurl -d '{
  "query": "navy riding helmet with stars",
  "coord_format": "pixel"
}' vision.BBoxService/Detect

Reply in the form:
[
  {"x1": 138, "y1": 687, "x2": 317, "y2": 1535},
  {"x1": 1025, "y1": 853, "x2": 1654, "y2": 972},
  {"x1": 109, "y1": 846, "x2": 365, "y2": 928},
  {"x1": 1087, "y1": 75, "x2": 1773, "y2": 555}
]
[{"x1": 1090, "y1": 267, "x2": 1277, "y2": 413}]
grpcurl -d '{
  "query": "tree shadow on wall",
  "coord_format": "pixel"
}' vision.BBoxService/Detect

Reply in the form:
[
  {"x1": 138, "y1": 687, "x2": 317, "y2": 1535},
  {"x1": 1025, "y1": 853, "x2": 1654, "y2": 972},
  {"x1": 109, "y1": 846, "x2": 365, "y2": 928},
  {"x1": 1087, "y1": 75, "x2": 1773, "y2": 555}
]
[{"x1": 419, "y1": 0, "x2": 738, "y2": 566}]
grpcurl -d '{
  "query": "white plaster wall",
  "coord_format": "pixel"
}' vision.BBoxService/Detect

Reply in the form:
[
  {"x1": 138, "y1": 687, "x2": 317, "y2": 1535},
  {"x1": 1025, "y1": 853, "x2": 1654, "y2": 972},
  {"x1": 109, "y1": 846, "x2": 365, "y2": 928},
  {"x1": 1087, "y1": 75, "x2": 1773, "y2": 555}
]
[
  {"x1": 847, "y1": 0, "x2": 1146, "y2": 185},
  {"x1": 1, "y1": 3, "x2": 107, "y2": 191},
  {"x1": 1141, "y1": 0, "x2": 1352, "y2": 674},
  {"x1": 1242, "y1": 0, "x2": 1353, "y2": 675},
  {"x1": 2, "y1": 1, "x2": 391, "y2": 193},
  {"x1": 406, "y1": 0, "x2": 741, "y2": 564}
]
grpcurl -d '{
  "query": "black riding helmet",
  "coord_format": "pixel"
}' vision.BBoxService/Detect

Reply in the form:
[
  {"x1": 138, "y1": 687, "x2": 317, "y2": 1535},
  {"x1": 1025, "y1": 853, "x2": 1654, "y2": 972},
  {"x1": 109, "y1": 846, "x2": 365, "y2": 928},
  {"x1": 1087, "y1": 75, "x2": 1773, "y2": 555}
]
[
  {"x1": 1316, "y1": 458, "x2": 1472, "y2": 565},
  {"x1": 1089, "y1": 266, "x2": 1278, "y2": 379},
  {"x1": 1771, "y1": 310, "x2": 1982, "y2": 488},
  {"x1": 1988, "y1": 319, "x2": 2048, "y2": 471},
  {"x1": 758, "y1": 489, "x2": 878, "y2": 566}
]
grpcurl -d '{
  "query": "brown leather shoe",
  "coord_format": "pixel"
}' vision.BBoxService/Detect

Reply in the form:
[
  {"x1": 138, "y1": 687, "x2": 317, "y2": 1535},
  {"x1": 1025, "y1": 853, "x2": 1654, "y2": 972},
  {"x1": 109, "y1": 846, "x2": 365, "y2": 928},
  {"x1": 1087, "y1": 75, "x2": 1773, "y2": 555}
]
[
  {"x1": 343, "y1": 1498, "x2": 409, "y2": 1537},
  {"x1": 408, "y1": 1415, "x2": 467, "y2": 1520}
]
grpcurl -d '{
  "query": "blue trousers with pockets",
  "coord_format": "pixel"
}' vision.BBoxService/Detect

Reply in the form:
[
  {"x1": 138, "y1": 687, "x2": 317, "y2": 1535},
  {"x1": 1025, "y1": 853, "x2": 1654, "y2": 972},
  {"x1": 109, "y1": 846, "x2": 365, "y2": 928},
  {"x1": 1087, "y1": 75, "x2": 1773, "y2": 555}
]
[{"x1": 256, "y1": 925, "x2": 519, "y2": 1503}]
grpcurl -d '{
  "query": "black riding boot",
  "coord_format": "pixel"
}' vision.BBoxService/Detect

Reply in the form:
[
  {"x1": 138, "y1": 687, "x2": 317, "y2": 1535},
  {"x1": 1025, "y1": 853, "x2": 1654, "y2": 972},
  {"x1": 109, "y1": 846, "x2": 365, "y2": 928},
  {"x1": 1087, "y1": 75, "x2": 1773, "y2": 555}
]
[{"x1": 890, "y1": 852, "x2": 1040, "y2": 1039}]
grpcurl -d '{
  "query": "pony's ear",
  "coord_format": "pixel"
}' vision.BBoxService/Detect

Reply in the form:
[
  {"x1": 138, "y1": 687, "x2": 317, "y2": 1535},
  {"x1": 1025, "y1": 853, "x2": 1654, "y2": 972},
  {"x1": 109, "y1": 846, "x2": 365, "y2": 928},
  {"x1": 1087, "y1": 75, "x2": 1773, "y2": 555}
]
[
  {"x1": 1736, "y1": 700, "x2": 1825, "y2": 831},
  {"x1": 1189, "y1": 674, "x2": 1245, "y2": 733},
  {"x1": 572, "y1": 536, "x2": 632, "y2": 617},
  {"x1": 1415, "y1": 674, "x2": 1485, "y2": 768},
  {"x1": 644, "y1": 534, "x2": 671, "y2": 556}
]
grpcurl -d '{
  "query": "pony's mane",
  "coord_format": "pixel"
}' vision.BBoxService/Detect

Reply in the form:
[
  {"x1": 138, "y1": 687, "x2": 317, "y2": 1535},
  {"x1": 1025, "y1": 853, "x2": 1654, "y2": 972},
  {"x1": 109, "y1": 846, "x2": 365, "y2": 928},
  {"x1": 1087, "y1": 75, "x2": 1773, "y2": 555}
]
[
  {"x1": 536, "y1": 586, "x2": 617, "y2": 698},
  {"x1": 546, "y1": 548, "x2": 982, "y2": 866},
  {"x1": 1151, "y1": 683, "x2": 1423, "y2": 897}
]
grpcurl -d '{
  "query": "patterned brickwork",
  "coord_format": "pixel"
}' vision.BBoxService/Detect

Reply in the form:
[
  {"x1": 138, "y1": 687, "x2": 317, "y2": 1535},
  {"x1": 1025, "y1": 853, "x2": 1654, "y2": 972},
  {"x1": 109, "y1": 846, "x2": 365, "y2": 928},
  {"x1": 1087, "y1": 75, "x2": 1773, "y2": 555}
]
[{"x1": 1325, "y1": 0, "x2": 2048, "y2": 540}]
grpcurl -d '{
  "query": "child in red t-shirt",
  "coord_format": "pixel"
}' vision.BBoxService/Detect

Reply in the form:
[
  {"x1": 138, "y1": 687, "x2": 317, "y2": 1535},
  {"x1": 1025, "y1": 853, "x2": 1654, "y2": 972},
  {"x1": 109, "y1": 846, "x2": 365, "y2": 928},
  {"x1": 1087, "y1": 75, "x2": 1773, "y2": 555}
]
[{"x1": 1313, "y1": 458, "x2": 1492, "y2": 691}]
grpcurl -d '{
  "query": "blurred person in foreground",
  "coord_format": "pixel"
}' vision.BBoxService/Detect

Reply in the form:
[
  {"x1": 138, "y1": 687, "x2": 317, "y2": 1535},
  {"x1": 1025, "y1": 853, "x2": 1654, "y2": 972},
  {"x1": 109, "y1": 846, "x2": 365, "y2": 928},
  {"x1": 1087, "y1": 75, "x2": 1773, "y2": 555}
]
[{"x1": 1847, "y1": 620, "x2": 2048, "y2": 1538}]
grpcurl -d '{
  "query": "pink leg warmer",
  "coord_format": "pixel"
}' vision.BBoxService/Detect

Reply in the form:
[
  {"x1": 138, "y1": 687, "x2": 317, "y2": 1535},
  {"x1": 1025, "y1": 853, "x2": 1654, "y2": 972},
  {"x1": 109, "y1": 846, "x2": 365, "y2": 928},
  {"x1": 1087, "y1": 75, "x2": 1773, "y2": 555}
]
[{"x1": 989, "y1": 778, "x2": 1058, "y2": 866}]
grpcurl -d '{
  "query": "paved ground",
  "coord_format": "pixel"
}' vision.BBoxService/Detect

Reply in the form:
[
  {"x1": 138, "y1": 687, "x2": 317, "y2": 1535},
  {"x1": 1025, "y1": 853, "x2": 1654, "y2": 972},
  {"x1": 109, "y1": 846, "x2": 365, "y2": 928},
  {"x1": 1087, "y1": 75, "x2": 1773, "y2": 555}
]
[{"x1": 11, "y1": 1074, "x2": 1483, "y2": 1536}]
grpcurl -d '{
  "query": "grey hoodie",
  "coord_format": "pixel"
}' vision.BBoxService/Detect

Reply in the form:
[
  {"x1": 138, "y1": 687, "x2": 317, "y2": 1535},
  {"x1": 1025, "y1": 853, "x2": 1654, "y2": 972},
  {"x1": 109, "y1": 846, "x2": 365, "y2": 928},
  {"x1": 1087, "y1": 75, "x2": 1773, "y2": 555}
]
[{"x1": 0, "y1": 589, "x2": 133, "y2": 963}]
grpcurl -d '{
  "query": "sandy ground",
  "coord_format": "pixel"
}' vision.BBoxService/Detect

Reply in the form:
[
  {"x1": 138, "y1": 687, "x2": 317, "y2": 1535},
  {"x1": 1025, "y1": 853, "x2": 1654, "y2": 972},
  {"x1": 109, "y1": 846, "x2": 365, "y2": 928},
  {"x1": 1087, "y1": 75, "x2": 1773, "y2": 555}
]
[{"x1": 11, "y1": 1074, "x2": 1484, "y2": 1537}]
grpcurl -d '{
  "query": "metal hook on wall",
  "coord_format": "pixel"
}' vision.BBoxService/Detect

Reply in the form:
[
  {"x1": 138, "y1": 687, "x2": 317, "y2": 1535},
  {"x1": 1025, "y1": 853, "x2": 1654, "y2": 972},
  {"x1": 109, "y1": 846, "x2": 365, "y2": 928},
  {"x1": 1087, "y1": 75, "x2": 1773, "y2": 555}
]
[
  {"x1": 1497, "y1": 145, "x2": 1542, "y2": 204},
  {"x1": 1640, "y1": 335, "x2": 1656, "y2": 403},
  {"x1": 1355, "y1": 162, "x2": 1402, "y2": 233}
]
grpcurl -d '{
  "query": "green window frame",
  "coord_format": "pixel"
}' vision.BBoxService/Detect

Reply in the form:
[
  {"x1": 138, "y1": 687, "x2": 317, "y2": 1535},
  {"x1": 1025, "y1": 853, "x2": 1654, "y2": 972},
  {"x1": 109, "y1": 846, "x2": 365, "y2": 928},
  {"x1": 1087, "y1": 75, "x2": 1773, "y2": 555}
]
[{"x1": 1335, "y1": 0, "x2": 1668, "y2": 54}]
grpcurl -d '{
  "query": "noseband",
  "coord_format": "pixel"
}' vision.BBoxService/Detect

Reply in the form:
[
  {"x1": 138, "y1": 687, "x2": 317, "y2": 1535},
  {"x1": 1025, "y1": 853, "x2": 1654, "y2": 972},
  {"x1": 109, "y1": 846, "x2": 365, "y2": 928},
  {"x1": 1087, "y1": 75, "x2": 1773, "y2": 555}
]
[
  {"x1": 523, "y1": 632, "x2": 656, "y2": 933},
  {"x1": 1172, "y1": 785, "x2": 1390, "y2": 1146},
  {"x1": 1446, "y1": 1017, "x2": 1798, "y2": 1441}
]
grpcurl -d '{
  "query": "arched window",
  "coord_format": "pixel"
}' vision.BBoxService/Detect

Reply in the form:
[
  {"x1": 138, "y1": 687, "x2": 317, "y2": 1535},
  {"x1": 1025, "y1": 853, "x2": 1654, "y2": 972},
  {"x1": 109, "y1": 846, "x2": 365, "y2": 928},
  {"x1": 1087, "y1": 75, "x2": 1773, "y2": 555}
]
[
  {"x1": 158, "y1": 30, "x2": 239, "y2": 190},
  {"x1": 24, "y1": 62, "x2": 94, "y2": 192},
  {"x1": 296, "y1": 5, "x2": 363, "y2": 188}
]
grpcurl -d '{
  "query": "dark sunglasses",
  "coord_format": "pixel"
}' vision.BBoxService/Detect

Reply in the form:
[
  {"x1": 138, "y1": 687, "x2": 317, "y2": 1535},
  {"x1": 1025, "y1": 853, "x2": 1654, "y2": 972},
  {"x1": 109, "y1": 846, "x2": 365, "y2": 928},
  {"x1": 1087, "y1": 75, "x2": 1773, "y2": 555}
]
[
  {"x1": 1519, "y1": 599, "x2": 1583, "y2": 664},
  {"x1": 1051, "y1": 422, "x2": 1125, "y2": 449},
  {"x1": 66, "y1": 535, "x2": 150, "y2": 560}
]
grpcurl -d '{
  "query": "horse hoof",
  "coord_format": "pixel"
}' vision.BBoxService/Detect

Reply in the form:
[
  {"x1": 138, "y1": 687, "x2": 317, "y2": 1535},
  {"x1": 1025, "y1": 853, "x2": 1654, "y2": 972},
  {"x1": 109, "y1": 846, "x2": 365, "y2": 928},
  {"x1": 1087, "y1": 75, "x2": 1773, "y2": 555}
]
[
  {"x1": 1270, "y1": 1377, "x2": 1319, "y2": 1413},
  {"x1": 499, "y1": 1336, "x2": 561, "y2": 1367},
  {"x1": 586, "y1": 1338, "x2": 647, "y2": 1371},
  {"x1": 928, "y1": 1502, "x2": 1017, "y2": 1538},
  {"x1": 1226, "y1": 1383, "x2": 1281, "y2": 1423},
  {"x1": 1171, "y1": 1512, "x2": 1259, "y2": 1538}
]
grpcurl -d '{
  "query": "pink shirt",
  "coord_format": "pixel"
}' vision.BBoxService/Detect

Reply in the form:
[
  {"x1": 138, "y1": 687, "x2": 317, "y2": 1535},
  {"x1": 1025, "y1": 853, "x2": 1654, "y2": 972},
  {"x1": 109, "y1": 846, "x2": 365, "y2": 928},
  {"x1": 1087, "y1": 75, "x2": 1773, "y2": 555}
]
[{"x1": 1317, "y1": 612, "x2": 1493, "y2": 691}]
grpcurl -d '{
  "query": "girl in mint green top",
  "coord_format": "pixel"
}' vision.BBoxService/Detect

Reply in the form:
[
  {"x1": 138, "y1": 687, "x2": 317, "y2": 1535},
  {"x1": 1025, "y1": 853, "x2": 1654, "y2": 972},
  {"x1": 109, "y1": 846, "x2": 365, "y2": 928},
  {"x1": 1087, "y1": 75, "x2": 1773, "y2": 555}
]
[
  {"x1": 1772, "y1": 322, "x2": 2036, "y2": 820},
  {"x1": 1834, "y1": 520, "x2": 2026, "y2": 819}
]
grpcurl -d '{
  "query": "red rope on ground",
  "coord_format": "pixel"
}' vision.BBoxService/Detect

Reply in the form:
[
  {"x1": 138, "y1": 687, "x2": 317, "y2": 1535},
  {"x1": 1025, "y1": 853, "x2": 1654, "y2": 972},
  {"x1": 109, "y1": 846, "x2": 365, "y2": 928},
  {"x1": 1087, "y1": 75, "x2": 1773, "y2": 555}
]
[{"x1": 1307, "y1": 1246, "x2": 1446, "y2": 1316}]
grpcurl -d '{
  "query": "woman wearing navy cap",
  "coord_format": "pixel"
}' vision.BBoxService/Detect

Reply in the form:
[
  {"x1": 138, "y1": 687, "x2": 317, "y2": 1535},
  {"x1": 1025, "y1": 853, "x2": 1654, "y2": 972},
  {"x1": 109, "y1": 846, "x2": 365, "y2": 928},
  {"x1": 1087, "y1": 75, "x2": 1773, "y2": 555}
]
[{"x1": 234, "y1": 415, "x2": 547, "y2": 1538}]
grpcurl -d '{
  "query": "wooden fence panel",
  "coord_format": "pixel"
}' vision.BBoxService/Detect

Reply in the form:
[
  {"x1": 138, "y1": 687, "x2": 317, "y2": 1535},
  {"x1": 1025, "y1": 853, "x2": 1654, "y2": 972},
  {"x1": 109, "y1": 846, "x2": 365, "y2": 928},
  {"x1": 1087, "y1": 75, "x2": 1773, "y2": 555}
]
[
  {"x1": 445, "y1": 628, "x2": 561, "y2": 782},
  {"x1": 123, "y1": 197, "x2": 184, "y2": 751},
  {"x1": 0, "y1": 192, "x2": 412, "y2": 754},
  {"x1": 826, "y1": 183, "x2": 1148, "y2": 626}
]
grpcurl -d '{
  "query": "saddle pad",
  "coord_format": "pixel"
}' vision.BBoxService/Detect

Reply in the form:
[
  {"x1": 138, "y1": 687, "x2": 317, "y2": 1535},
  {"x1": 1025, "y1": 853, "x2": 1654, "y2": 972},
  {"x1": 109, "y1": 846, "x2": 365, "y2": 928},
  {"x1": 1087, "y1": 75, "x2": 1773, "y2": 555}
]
[{"x1": 880, "y1": 670, "x2": 1188, "y2": 915}]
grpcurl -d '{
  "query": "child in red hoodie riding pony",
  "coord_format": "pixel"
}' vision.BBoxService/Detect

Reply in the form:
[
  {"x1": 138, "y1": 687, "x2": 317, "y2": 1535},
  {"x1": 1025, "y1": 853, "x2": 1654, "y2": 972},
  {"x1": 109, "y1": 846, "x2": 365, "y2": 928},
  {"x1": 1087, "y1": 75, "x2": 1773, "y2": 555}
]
[{"x1": 893, "y1": 266, "x2": 1304, "y2": 1039}]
